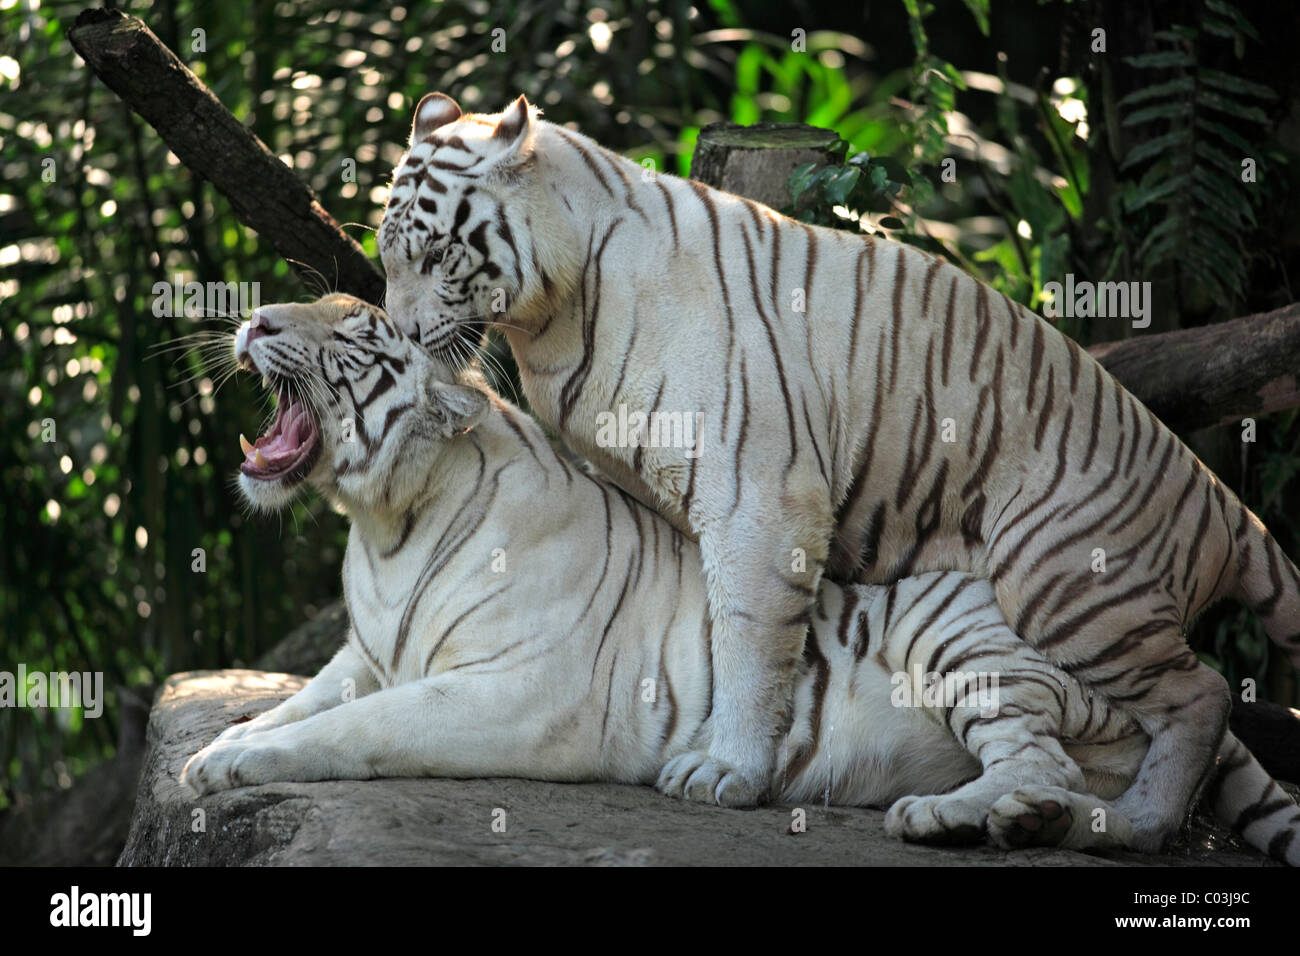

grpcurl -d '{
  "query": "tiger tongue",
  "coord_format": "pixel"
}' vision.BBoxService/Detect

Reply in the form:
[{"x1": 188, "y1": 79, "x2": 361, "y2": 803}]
[{"x1": 243, "y1": 399, "x2": 309, "y2": 469}]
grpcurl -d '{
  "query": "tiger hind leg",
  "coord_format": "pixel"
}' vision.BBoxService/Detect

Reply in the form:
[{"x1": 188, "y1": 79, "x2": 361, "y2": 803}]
[
  {"x1": 992, "y1": 732, "x2": 1300, "y2": 863},
  {"x1": 885, "y1": 674, "x2": 1091, "y2": 845},
  {"x1": 1093, "y1": 647, "x2": 1231, "y2": 852},
  {"x1": 994, "y1": 562, "x2": 1233, "y2": 853}
]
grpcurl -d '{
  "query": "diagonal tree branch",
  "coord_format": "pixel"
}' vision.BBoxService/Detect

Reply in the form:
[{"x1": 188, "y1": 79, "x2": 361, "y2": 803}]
[{"x1": 67, "y1": 7, "x2": 384, "y2": 305}]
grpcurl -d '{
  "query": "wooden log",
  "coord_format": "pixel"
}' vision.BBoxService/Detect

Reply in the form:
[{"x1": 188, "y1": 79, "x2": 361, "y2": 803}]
[
  {"x1": 67, "y1": 8, "x2": 384, "y2": 305},
  {"x1": 690, "y1": 122, "x2": 842, "y2": 212},
  {"x1": 1088, "y1": 305, "x2": 1300, "y2": 434}
]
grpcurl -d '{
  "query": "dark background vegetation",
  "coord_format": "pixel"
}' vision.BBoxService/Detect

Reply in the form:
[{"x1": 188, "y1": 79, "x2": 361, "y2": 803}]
[{"x1": 2, "y1": 0, "x2": 1298, "y2": 811}]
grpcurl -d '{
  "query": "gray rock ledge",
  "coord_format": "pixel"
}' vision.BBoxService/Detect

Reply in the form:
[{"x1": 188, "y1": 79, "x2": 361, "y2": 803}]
[{"x1": 118, "y1": 671, "x2": 1283, "y2": 867}]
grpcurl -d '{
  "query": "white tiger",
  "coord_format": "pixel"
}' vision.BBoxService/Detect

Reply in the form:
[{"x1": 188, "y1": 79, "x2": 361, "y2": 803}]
[
  {"x1": 179, "y1": 294, "x2": 1300, "y2": 864},
  {"x1": 378, "y1": 92, "x2": 1300, "y2": 848}
]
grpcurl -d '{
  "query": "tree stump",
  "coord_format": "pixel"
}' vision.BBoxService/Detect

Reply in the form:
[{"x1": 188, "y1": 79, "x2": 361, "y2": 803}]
[{"x1": 690, "y1": 122, "x2": 841, "y2": 211}]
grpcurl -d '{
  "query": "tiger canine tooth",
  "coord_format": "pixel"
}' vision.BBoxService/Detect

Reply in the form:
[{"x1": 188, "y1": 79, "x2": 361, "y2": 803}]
[
  {"x1": 239, "y1": 433, "x2": 253, "y2": 456},
  {"x1": 252, "y1": 449, "x2": 269, "y2": 468},
  {"x1": 262, "y1": 375, "x2": 270, "y2": 389}
]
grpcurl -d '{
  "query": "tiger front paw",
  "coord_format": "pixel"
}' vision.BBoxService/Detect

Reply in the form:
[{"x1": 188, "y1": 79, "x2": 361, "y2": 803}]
[
  {"x1": 656, "y1": 750, "x2": 767, "y2": 807},
  {"x1": 884, "y1": 793, "x2": 989, "y2": 845},
  {"x1": 180, "y1": 735, "x2": 314, "y2": 796}
]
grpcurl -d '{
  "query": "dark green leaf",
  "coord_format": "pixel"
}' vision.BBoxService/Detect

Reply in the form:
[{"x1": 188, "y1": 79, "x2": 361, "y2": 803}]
[
  {"x1": 787, "y1": 162, "x2": 819, "y2": 202},
  {"x1": 1195, "y1": 89, "x2": 1269, "y2": 123},
  {"x1": 1118, "y1": 76, "x2": 1195, "y2": 108},
  {"x1": 1122, "y1": 100, "x2": 1194, "y2": 126},
  {"x1": 1190, "y1": 181, "x2": 1254, "y2": 228},
  {"x1": 1205, "y1": 0, "x2": 1260, "y2": 41},
  {"x1": 1194, "y1": 139, "x2": 1246, "y2": 175},
  {"x1": 960, "y1": 0, "x2": 990, "y2": 35},
  {"x1": 1121, "y1": 129, "x2": 1193, "y2": 169},
  {"x1": 823, "y1": 166, "x2": 861, "y2": 206},
  {"x1": 872, "y1": 156, "x2": 914, "y2": 186},
  {"x1": 1195, "y1": 117, "x2": 1258, "y2": 154},
  {"x1": 1128, "y1": 173, "x2": 1192, "y2": 212},
  {"x1": 1125, "y1": 51, "x2": 1195, "y2": 69},
  {"x1": 1199, "y1": 69, "x2": 1277, "y2": 100}
]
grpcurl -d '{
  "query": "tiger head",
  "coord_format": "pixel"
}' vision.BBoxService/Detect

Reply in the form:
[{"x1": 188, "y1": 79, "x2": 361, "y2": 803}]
[
  {"x1": 379, "y1": 92, "x2": 581, "y2": 363},
  {"x1": 230, "y1": 292, "x2": 488, "y2": 514}
]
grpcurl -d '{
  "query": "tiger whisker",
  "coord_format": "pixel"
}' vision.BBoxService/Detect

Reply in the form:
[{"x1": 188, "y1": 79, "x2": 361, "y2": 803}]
[{"x1": 284, "y1": 258, "x2": 336, "y2": 298}]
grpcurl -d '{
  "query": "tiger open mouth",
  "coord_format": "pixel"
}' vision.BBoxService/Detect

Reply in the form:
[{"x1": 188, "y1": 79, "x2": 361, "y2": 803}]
[{"x1": 237, "y1": 365, "x2": 322, "y2": 485}]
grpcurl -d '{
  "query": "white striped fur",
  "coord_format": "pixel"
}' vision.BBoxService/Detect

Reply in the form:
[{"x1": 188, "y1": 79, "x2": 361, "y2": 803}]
[
  {"x1": 378, "y1": 93, "x2": 1300, "y2": 848},
  {"x1": 179, "y1": 296, "x2": 1299, "y2": 864}
]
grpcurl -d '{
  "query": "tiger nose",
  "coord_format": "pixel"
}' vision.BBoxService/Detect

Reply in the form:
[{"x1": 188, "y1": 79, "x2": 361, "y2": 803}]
[
  {"x1": 246, "y1": 309, "x2": 280, "y2": 347},
  {"x1": 236, "y1": 310, "x2": 280, "y2": 367}
]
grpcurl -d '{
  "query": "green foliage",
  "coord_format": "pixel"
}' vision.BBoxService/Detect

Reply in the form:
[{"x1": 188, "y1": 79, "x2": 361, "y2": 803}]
[
  {"x1": 786, "y1": 148, "x2": 912, "y2": 231},
  {"x1": 899, "y1": 0, "x2": 985, "y2": 167},
  {"x1": 1117, "y1": 1, "x2": 1278, "y2": 306},
  {"x1": 980, "y1": 75, "x2": 1090, "y2": 331}
]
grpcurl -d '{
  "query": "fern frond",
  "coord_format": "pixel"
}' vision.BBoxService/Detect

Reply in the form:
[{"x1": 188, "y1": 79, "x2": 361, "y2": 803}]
[{"x1": 1115, "y1": 0, "x2": 1274, "y2": 308}]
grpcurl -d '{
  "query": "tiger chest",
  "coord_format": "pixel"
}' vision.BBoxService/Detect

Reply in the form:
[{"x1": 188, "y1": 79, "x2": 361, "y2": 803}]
[{"x1": 341, "y1": 536, "x2": 443, "y2": 686}]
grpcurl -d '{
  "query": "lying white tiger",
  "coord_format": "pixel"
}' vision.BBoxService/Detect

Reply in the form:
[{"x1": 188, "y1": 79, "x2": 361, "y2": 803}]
[
  {"x1": 179, "y1": 294, "x2": 1299, "y2": 864},
  {"x1": 378, "y1": 92, "x2": 1300, "y2": 848}
]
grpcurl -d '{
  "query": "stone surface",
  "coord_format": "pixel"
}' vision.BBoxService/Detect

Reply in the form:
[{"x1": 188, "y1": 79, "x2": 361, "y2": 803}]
[{"x1": 118, "y1": 671, "x2": 1286, "y2": 867}]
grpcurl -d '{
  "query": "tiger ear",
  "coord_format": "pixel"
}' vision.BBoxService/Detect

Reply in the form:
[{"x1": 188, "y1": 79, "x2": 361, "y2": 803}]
[
  {"x1": 410, "y1": 92, "x2": 462, "y2": 146},
  {"x1": 429, "y1": 381, "x2": 489, "y2": 436},
  {"x1": 489, "y1": 94, "x2": 536, "y2": 166}
]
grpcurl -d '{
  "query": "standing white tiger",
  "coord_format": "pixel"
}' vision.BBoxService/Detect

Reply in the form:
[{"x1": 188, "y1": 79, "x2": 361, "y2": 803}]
[
  {"x1": 180, "y1": 294, "x2": 1299, "y2": 865},
  {"x1": 378, "y1": 92, "x2": 1300, "y2": 850}
]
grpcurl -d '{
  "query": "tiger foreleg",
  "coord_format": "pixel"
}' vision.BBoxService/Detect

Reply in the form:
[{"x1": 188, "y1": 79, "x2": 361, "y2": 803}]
[
  {"x1": 208, "y1": 639, "x2": 380, "y2": 746},
  {"x1": 656, "y1": 508, "x2": 830, "y2": 807},
  {"x1": 181, "y1": 675, "x2": 565, "y2": 795}
]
